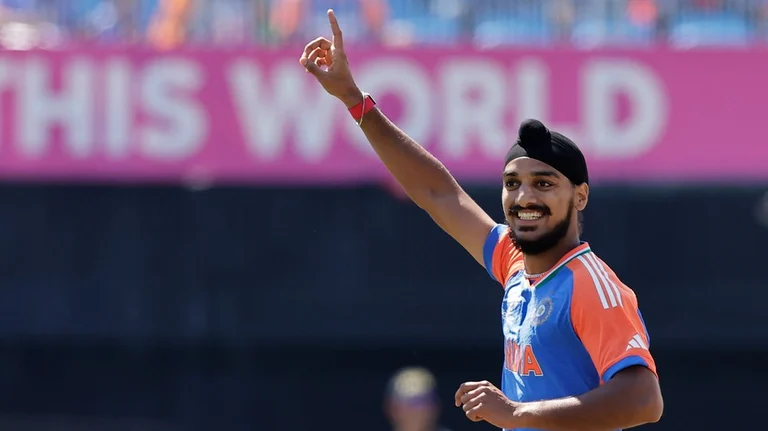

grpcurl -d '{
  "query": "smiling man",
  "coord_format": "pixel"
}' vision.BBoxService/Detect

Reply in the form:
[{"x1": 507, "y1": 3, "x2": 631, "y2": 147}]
[{"x1": 298, "y1": 10, "x2": 664, "y2": 431}]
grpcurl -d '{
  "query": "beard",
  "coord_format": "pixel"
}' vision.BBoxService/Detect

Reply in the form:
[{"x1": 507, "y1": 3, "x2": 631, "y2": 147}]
[{"x1": 508, "y1": 204, "x2": 574, "y2": 256}]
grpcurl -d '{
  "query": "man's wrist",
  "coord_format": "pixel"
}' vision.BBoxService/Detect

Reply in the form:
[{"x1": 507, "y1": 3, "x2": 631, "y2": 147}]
[
  {"x1": 509, "y1": 401, "x2": 540, "y2": 429},
  {"x1": 339, "y1": 87, "x2": 364, "y2": 108}
]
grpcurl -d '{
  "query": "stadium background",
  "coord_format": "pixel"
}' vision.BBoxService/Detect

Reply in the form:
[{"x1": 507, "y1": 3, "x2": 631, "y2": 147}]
[{"x1": 0, "y1": 0, "x2": 765, "y2": 430}]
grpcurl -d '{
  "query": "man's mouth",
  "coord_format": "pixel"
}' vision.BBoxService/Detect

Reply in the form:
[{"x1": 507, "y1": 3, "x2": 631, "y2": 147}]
[{"x1": 516, "y1": 210, "x2": 545, "y2": 221}]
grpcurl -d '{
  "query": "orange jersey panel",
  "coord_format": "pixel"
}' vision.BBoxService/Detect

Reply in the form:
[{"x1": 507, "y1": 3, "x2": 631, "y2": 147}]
[
  {"x1": 567, "y1": 254, "x2": 658, "y2": 383},
  {"x1": 483, "y1": 224, "x2": 524, "y2": 285}
]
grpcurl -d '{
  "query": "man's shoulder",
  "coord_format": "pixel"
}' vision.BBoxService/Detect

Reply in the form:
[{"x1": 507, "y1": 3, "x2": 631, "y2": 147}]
[
  {"x1": 486, "y1": 224, "x2": 523, "y2": 283},
  {"x1": 565, "y1": 251, "x2": 637, "y2": 309}
]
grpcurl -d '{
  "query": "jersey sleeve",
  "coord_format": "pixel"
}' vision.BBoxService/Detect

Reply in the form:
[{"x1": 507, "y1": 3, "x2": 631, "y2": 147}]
[
  {"x1": 482, "y1": 224, "x2": 523, "y2": 286},
  {"x1": 569, "y1": 256, "x2": 657, "y2": 384}
]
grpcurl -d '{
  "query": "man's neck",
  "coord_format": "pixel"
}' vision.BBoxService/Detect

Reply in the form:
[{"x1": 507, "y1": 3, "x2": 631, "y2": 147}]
[{"x1": 522, "y1": 238, "x2": 582, "y2": 275}]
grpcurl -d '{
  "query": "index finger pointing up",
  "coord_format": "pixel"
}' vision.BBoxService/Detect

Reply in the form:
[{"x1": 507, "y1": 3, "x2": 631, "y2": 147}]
[{"x1": 327, "y1": 9, "x2": 344, "y2": 50}]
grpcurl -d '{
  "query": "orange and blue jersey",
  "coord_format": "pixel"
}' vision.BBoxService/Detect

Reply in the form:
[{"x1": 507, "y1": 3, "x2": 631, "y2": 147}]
[{"x1": 482, "y1": 224, "x2": 657, "y2": 431}]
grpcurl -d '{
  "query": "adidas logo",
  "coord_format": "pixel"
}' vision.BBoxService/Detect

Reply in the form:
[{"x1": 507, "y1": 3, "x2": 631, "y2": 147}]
[{"x1": 626, "y1": 334, "x2": 648, "y2": 351}]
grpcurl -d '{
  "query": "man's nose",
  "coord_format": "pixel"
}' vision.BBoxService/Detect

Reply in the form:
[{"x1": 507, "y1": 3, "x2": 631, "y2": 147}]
[{"x1": 515, "y1": 184, "x2": 538, "y2": 208}]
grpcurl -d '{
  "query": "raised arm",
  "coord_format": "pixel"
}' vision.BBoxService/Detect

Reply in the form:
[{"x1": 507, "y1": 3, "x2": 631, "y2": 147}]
[{"x1": 298, "y1": 10, "x2": 496, "y2": 266}]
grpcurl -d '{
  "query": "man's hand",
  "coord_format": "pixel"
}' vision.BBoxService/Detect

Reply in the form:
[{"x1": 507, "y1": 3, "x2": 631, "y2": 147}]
[
  {"x1": 455, "y1": 380, "x2": 520, "y2": 429},
  {"x1": 298, "y1": 9, "x2": 363, "y2": 108}
]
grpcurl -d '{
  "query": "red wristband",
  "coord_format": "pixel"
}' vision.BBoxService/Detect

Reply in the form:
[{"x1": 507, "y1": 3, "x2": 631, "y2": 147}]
[{"x1": 348, "y1": 93, "x2": 376, "y2": 122}]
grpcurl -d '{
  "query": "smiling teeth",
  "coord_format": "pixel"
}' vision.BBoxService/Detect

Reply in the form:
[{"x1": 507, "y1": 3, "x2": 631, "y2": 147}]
[{"x1": 518, "y1": 212, "x2": 543, "y2": 220}]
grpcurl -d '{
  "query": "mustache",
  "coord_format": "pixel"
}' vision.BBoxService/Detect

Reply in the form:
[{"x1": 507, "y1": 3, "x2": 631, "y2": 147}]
[{"x1": 508, "y1": 205, "x2": 552, "y2": 216}]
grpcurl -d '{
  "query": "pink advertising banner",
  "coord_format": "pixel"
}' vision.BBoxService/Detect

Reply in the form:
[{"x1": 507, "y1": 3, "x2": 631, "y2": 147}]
[{"x1": 0, "y1": 47, "x2": 764, "y2": 185}]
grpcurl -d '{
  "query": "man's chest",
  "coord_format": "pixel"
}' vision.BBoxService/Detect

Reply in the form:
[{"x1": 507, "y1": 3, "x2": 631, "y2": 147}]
[
  {"x1": 501, "y1": 274, "x2": 570, "y2": 345},
  {"x1": 500, "y1": 274, "x2": 576, "y2": 378}
]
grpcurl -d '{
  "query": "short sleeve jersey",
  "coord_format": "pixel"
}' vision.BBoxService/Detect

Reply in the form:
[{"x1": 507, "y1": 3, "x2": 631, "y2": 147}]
[{"x1": 482, "y1": 224, "x2": 658, "y2": 431}]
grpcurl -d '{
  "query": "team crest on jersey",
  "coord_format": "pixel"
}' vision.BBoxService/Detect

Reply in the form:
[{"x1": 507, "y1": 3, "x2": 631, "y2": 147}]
[{"x1": 533, "y1": 297, "x2": 553, "y2": 326}]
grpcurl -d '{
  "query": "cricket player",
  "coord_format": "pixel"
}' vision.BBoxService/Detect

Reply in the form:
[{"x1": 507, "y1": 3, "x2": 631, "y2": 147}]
[{"x1": 299, "y1": 10, "x2": 664, "y2": 431}]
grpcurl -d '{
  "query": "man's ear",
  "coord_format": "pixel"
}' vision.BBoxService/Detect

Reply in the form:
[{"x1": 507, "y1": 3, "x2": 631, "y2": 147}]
[{"x1": 575, "y1": 183, "x2": 589, "y2": 211}]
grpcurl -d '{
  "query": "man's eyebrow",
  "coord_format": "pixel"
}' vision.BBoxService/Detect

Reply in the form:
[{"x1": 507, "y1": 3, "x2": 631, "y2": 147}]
[
  {"x1": 503, "y1": 170, "x2": 560, "y2": 178},
  {"x1": 531, "y1": 170, "x2": 560, "y2": 178}
]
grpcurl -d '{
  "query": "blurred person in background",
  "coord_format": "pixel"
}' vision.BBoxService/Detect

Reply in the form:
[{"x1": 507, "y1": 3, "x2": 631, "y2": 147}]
[
  {"x1": 749, "y1": 0, "x2": 768, "y2": 39},
  {"x1": 65, "y1": 0, "x2": 143, "y2": 44},
  {"x1": 204, "y1": 0, "x2": 271, "y2": 45},
  {"x1": 300, "y1": 10, "x2": 663, "y2": 431},
  {"x1": 0, "y1": 0, "x2": 63, "y2": 49},
  {"x1": 270, "y1": 0, "x2": 389, "y2": 45},
  {"x1": 147, "y1": 0, "x2": 193, "y2": 48},
  {"x1": 385, "y1": 367, "x2": 451, "y2": 431},
  {"x1": 627, "y1": 0, "x2": 659, "y2": 28},
  {"x1": 148, "y1": 0, "x2": 267, "y2": 47},
  {"x1": 547, "y1": 0, "x2": 576, "y2": 41},
  {"x1": 188, "y1": 0, "x2": 271, "y2": 46}
]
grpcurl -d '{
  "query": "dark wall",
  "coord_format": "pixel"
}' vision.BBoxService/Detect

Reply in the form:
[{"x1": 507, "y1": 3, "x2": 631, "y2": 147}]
[
  {"x1": 0, "y1": 183, "x2": 765, "y2": 347},
  {"x1": 0, "y1": 183, "x2": 764, "y2": 430},
  {"x1": 0, "y1": 344, "x2": 761, "y2": 431}
]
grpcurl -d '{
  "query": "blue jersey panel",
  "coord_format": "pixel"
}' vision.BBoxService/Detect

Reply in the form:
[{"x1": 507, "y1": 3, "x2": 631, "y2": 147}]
[{"x1": 500, "y1": 268, "x2": 603, "y2": 431}]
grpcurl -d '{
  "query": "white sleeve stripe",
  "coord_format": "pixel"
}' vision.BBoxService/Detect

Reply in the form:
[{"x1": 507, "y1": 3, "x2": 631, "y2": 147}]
[
  {"x1": 589, "y1": 253, "x2": 623, "y2": 307},
  {"x1": 633, "y1": 334, "x2": 648, "y2": 349},
  {"x1": 628, "y1": 339, "x2": 641, "y2": 349},
  {"x1": 584, "y1": 253, "x2": 618, "y2": 307},
  {"x1": 576, "y1": 255, "x2": 610, "y2": 309}
]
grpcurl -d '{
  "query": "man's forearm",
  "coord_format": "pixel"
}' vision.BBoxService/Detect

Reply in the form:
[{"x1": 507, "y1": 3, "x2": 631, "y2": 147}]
[
  {"x1": 512, "y1": 369, "x2": 663, "y2": 431},
  {"x1": 516, "y1": 396, "x2": 635, "y2": 431},
  {"x1": 341, "y1": 91, "x2": 460, "y2": 206}
]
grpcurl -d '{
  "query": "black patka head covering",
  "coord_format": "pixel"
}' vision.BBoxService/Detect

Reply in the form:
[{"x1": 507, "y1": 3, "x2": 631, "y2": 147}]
[{"x1": 504, "y1": 119, "x2": 589, "y2": 186}]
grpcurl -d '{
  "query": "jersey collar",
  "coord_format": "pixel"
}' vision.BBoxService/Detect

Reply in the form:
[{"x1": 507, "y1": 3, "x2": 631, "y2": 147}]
[{"x1": 528, "y1": 242, "x2": 591, "y2": 287}]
